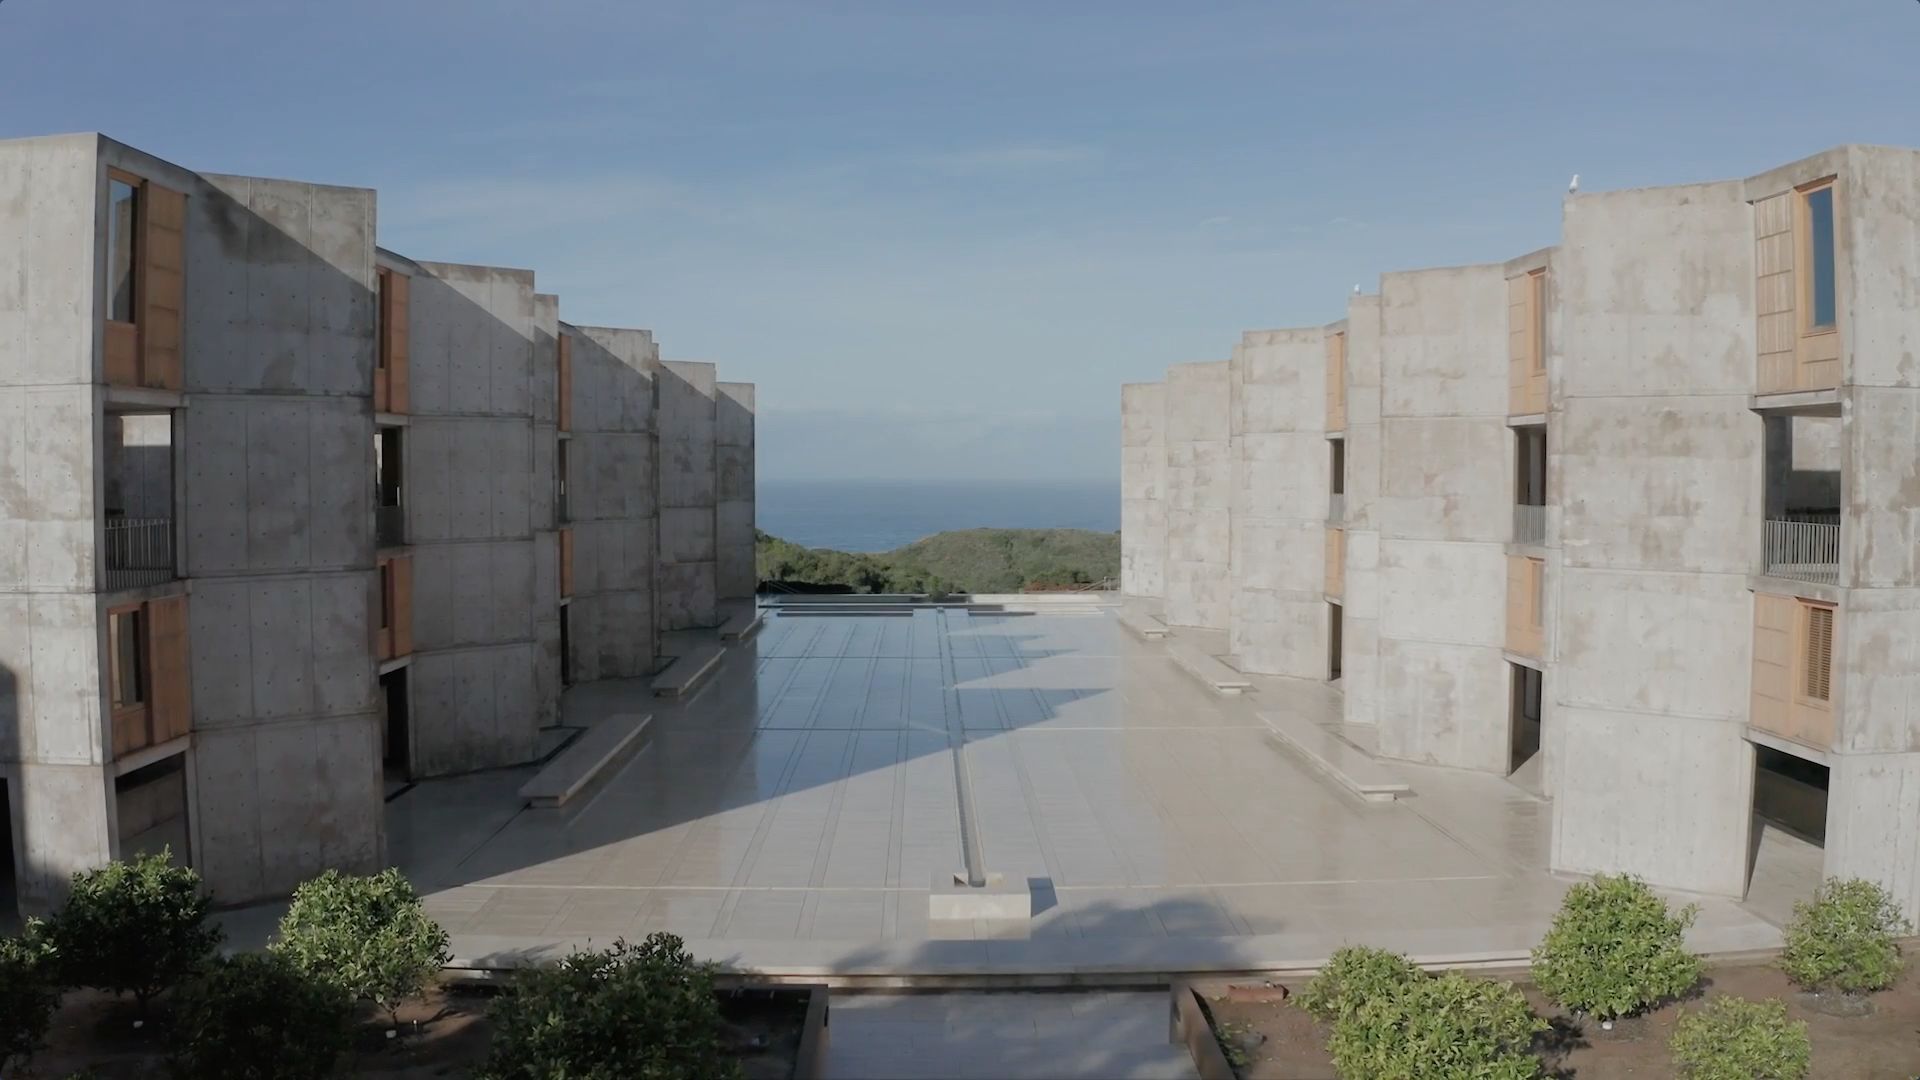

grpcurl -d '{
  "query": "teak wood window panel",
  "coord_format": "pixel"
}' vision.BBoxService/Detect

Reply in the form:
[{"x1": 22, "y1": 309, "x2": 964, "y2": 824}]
[
  {"x1": 104, "y1": 169, "x2": 185, "y2": 392},
  {"x1": 1508, "y1": 269, "x2": 1548, "y2": 415},
  {"x1": 108, "y1": 594, "x2": 190, "y2": 758},
  {"x1": 376, "y1": 553, "x2": 413, "y2": 661},
  {"x1": 375, "y1": 268, "x2": 410, "y2": 413},
  {"x1": 557, "y1": 332, "x2": 573, "y2": 432},
  {"x1": 1755, "y1": 178, "x2": 1841, "y2": 394},
  {"x1": 1751, "y1": 593, "x2": 1837, "y2": 751},
  {"x1": 1324, "y1": 331, "x2": 1346, "y2": 432}
]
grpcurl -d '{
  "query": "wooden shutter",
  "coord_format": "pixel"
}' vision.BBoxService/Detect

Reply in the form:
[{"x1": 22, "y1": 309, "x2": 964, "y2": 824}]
[
  {"x1": 108, "y1": 603, "x2": 151, "y2": 757},
  {"x1": 1324, "y1": 527, "x2": 1343, "y2": 598},
  {"x1": 1802, "y1": 603, "x2": 1833, "y2": 702},
  {"x1": 389, "y1": 553, "x2": 413, "y2": 657},
  {"x1": 146, "y1": 593, "x2": 192, "y2": 743},
  {"x1": 380, "y1": 270, "x2": 410, "y2": 414},
  {"x1": 1754, "y1": 191, "x2": 1796, "y2": 393},
  {"x1": 557, "y1": 332, "x2": 573, "y2": 432},
  {"x1": 139, "y1": 181, "x2": 186, "y2": 391},
  {"x1": 1324, "y1": 332, "x2": 1346, "y2": 432},
  {"x1": 1750, "y1": 592, "x2": 1794, "y2": 738},
  {"x1": 1505, "y1": 555, "x2": 1544, "y2": 657}
]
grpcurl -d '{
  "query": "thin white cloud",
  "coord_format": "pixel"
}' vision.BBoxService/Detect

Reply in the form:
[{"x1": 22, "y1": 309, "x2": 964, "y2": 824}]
[{"x1": 1199, "y1": 215, "x2": 1232, "y2": 227}]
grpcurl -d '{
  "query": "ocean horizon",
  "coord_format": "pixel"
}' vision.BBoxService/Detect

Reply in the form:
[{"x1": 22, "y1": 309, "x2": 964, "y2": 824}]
[{"x1": 757, "y1": 478, "x2": 1120, "y2": 553}]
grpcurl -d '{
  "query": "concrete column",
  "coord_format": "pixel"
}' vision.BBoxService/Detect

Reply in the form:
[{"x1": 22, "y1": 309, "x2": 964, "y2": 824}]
[
  {"x1": 1162, "y1": 362, "x2": 1231, "y2": 630},
  {"x1": 1229, "y1": 329, "x2": 1330, "y2": 677},
  {"x1": 1341, "y1": 294, "x2": 1385, "y2": 729},
  {"x1": 530, "y1": 294, "x2": 562, "y2": 727},
  {"x1": 657, "y1": 361, "x2": 719, "y2": 630},
  {"x1": 1120, "y1": 383, "x2": 1166, "y2": 599},
  {"x1": 715, "y1": 382, "x2": 757, "y2": 601},
  {"x1": 567, "y1": 326, "x2": 659, "y2": 678}
]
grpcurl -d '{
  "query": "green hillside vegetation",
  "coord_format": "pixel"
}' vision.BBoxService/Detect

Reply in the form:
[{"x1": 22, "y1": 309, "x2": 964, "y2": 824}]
[{"x1": 756, "y1": 528, "x2": 1119, "y2": 595}]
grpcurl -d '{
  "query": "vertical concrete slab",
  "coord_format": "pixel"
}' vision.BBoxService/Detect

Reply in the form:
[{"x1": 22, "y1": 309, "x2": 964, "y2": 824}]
[
  {"x1": 400, "y1": 259, "x2": 540, "y2": 776},
  {"x1": 658, "y1": 360, "x2": 719, "y2": 630},
  {"x1": 530, "y1": 294, "x2": 562, "y2": 727},
  {"x1": 1119, "y1": 383, "x2": 1166, "y2": 599},
  {"x1": 1372, "y1": 264, "x2": 1512, "y2": 772},
  {"x1": 567, "y1": 326, "x2": 659, "y2": 679},
  {"x1": 1341, "y1": 294, "x2": 1385, "y2": 731},
  {"x1": 1550, "y1": 180, "x2": 1761, "y2": 899},
  {"x1": 1229, "y1": 329, "x2": 1330, "y2": 677},
  {"x1": 715, "y1": 381, "x2": 757, "y2": 601},
  {"x1": 1162, "y1": 361, "x2": 1231, "y2": 630}
]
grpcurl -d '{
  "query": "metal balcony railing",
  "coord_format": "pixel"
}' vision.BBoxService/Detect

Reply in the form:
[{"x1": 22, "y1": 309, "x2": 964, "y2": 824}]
[
  {"x1": 376, "y1": 504, "x2": 405, "y2": 548},
  {"x1": 1328, "y1": 493, "x2": 1345, "y2": 522},
  {"x1": 105, "y1": 517, "x2": 175, "y2": 590},
  {"x1": 1513, "y1": 504, "x2": 1547, "y2": 546},
  {"x1": 1763, "y1": 519, "x2": 1839, "y2": 584}
]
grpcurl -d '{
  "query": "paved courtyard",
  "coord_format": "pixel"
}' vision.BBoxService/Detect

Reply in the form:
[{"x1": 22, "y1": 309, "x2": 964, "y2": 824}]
[{"x1": 381, "y1": 607, "x2": 1783, "y2": 976}]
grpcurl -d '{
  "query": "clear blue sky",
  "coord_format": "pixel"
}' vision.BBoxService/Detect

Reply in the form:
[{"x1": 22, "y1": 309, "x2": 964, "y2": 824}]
[{"x1": 3, "y1": 1, "x2": 1915, "y2": 482}]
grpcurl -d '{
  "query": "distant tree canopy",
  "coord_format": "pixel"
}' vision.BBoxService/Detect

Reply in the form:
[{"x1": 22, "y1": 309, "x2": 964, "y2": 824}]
[{"x1": 756, "y1": 528, "x2": 1119, "y2": 595}]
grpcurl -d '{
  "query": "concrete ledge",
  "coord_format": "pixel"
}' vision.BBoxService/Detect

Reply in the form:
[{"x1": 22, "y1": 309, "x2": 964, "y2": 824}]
[
  {"x1": 518, "y1": 713, "x2": 652, "y2": 808},
  {"x1": 1259, "y1": 712, "x2": 1410, "y2": 802},
  {"x1": 1167, "y1": 641, "x2": 1250, "y2": 696},
  {"x1": 718, "y1": 605, "x2": 764, "y2": 642},
  {"x1": 929, "y1": 872, "x2": 1031, "y2": 921},
  {"x1": 1118, "y1": 608, "x2": 1169, "y2": 640},
  {"x1": 654, "y1": 642, "x2": 726, "y2": 697}
]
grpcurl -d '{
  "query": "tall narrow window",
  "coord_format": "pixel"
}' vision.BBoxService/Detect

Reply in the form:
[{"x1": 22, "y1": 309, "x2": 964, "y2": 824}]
[
  {"x1": 110, "y1": 607, "x2": 146, "y2": 709},
  {"x1": 1802, "y1": 603, "x2": 1834, "y2": 702},
  {"x1": 379, "y1": 561, "x2": 393, "y2": 633},
  {"x1": 108, "y1": 178, "x2": 139, "y2": 324},
  {"x1": 1804, "y1": 184, "x2": 1837, "y2": 331}
]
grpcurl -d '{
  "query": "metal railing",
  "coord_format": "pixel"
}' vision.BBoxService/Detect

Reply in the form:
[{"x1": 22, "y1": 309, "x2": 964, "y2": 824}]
[
  {"x1": 375, "y1": 504, "x2": 405, "y2": 548},
  {"x1": 105, "y1": 517, "x2": 175, "y2": 590},
  {"x1": 1513, "y1": 504, "x2": 1547, "y2": 546},
  {"x1": 1328, "y1": 493, "x2": 1345, "y2": 522},
  {"x1": 1763, "y1": 519, "x2": 1840, "y2": 584}
]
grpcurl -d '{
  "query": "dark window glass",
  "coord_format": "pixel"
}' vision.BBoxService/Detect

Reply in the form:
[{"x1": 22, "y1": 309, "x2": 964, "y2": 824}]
[
  {"x1": 110, "y1": 609, "x2": 145, "y2": 708},
  {"x1": 109, "y1": 180, "x2": 138, "y2": 322},
  {"x1": 1806, "y1": 187, "x2": 1836, "y2": 330}
]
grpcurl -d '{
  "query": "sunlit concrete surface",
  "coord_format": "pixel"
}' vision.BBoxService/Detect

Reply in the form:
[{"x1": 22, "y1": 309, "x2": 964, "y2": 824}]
[
  {"x1": 381, "y1": 610, "x2": 1783, "y2": 976},
  {"x1": 821, "y1": 991, "x2": 1198, "y2": 1079}
]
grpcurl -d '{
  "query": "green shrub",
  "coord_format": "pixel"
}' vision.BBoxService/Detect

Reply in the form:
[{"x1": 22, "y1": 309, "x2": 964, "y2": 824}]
[
  {"x1": 1778, "y1": 877, "x2": 1910, "y2": 995},
  {"x1": 273, "y1": 867, "x2": 451, "y2": 1024},
  {"x1": 169, "y1": 952, "x2": 353, "y2": 1080},
  {"x1": 1669, "y1": 996, "x2": 1810, "y2": 1080},
  {"x1": 1532, "y1": 873, "x2": 1702, "y2": 1019},
  {"x1": 0, "y1": 921, "x2": 61, "y2": 1075},
  {"x1": 1296, "y1": 945, "x2": 1422, "y2": 1021},
  {"x1": 481, "y1": 933, "x2": 741, "y2": 1080},
  {"x1": 46, "y1": 850, "x2": 220, "y2": 1011},
  {"x1": 1328, "y1": 970, "x2": 1545, "y2": 1080}
]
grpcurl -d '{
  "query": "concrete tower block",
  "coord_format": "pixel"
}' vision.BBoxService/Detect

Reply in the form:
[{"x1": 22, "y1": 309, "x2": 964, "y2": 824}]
[
  {"x1": 1162, "y1": 361, "x2": 1231, "y2": 630},
  {"x1": 1120, "y1": 382, "x2": 1167, "y2": 598},
  {"x1": 658, "y1": 360, "x2": 719, "y2": 630},
  {"x1": 716, "y1": 381, "x2": 757, "y2": 601},
  {"x1": 530, "y1": 293, "x2": 562, "y2": 727},
  {"x1": 567, "y1": 326, "x2": 659, "y2": 679},
  {"x1": 1341, "y1": 294, "x2": 1385, "y2": 730}
]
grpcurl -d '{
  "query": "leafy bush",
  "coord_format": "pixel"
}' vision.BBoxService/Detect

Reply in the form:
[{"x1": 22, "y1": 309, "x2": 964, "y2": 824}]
[
  {"x1": 1296, "y1": 945, "x2": 1421, "y2": 1021},
  {"x1": 481, "y1": 933, "x2": 741, "y2": 1080},
  {"x1": 1327, "y1": 970, "x2": 1546, "y2": 1080},
  {"x1": 1532, "y1": 874, "x2": 1702, "y2": 1019},
  {"x1": 1778, "y1": 877, "x2": 1911, "y2": 995},
  {"x1": 46, "y1": 850, "x2": 220, "y2": 1010},
  {"x1": 1669, "y1": 996, "x2": 1810, "y2": 1080},
  {"x1": 273, "y1": 868, "x2": 451, "y2": 1023},
  {"x1": 0, "y1": 921, "x2": 60, "y2": 1075},
  {"x1": 169, "y1": 952, "x2": 353, "y2": 1080}
]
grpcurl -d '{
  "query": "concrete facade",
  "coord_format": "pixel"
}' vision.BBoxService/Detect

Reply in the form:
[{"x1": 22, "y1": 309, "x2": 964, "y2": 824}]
[
  {"x1": 657, "y1": 360, "x2": 720, "y2": 631},
  {"x1": 0, "y1": 132, "x2": 757, "y2": 916},
  {"x1": 1119, "y1": 383, "x2": 1166, "y2": 599},
  {"x1": 1161, "y1": 361, "x2": 1232, "y2": 631}
]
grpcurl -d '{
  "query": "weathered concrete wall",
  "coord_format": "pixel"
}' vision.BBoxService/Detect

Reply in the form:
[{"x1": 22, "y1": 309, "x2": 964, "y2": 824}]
[
  {"x1": 1119, "y1": 382, "x2": 1166, "y2": 599},
  {"x1": 180, "y1": 164, "x2": 384, "y2": 900},
  {"x1": 715, "y1": 381, "x2": 756, "y2": 601},
  {"x1": 1372, "y1": 264, "x2": 1511, "y2": 771},
  {"x1": 1340, "y1": 294, "x2": 1385, "y2": 730},
  {"x1": 530, "y1": 294, "x2": 562, "y2": 726},
  {"x1": 1229, "y1": 329, "x2": 1330, "y2": 677},
  {"x1": 1550, "y1": 180, "x2": 1760, "y2": 898},
  {"x1": 658, "y1": 360, "x2": 719, "y2": 630},
  {"x1": 403, "y1": 259, "x2": 539, "y2": 777},
  {"x1": 567, "y1": 326, "x2": 658, "y2": 678},
  {"x1": 1162, "y1": 362, "x2": 1231, "y2": 630}
]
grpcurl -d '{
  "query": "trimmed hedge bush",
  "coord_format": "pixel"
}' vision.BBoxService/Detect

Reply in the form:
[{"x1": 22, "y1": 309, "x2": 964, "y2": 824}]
[
  {"x1": 1532, "y1": 873, "x2": 1701, "y2": 1020},
  {"x1": 1296, "y1": 945, "x2": 1421, "y2": 1021},
  {"x1": 1327, "y1": 970, "x2": 1545, "y2": 1080},
  {"x1": 1669, "y1": 996, "x2": 1810, "y2": 1080},
  {"x1": 273, "y1": 867, "x2": 451, "y2": 1023},
  {"x1": 169, "y1": 952, "x2": 353, "y2": 1080},
  {"x1": 45, "y1": 849, "x2": 220, "y2": 1010},
  {"x1": 480, "y1": 933, "x2": 741, "y2": 1080},
  {"x1": 1778, "y1": 877, "x2": 1910, "y2": 995},
  {"x1": 0, "y1": 922, "x2": 60, "y2": 1075}
]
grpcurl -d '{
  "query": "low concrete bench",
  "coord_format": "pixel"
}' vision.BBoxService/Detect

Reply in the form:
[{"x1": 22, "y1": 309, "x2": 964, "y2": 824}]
[
  {"x1": 1259, "y1": 712, "x2": 1411, "y2": 802},
  {"x1": 653, "y1": 641, "x2": 726, "y2": 697},
  {"x1": 1117, "y1": 608, "x2": 1169, "y2": 640},
  {"x1": 1168, "y1": 641, "x2": 1251, "y2": 695},
  {"x1": 519, "y1": 714, "x2": 652, "y2": 809},
  {"x1": 718, "y1": 605, "x2": 764, "y2": 642}
]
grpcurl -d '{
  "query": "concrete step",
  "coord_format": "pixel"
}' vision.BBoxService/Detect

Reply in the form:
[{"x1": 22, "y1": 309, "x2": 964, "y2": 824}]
[
  {"x1": 653, "y1": 641, "x2": 726, "y2": 697},
  {"x1": 1260, "y1": 712, "x2": 1411, "y2": 802},
  {"x1": 1167, "y1": 640, "x2": 1251, "y2": 695},
  {"x1": 718, "y1": 604, "x2": 764, "y2": 642},
  {"x1": 518, "y1": 713, "x2": 652, "y2": 809},
  {"x1": 1117, "y1": 608, "x2": 1168, "y2": 640}
]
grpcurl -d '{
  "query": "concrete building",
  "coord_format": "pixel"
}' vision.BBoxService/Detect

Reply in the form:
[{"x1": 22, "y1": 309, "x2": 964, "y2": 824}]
[
  {"x1": 0, "y1": 132, "x2": 757, "y2": 915},
  {"x1": 1122, "y1": 144, "x2": 1920, "y2": 920}
]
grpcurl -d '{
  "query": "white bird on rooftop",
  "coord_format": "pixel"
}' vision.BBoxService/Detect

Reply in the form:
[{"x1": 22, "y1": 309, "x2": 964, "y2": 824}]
[
  {"x1": 1352, "y1": 283, "x2": 1361, "y2": 295},
  {"x1": 1568, "y1": 173, "x2": 1580, "y2": 194}
]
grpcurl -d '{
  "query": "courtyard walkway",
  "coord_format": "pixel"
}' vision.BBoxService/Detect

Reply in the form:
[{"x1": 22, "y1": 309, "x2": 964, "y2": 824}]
[{"x1": 380, "y1": 608, "x2": 1782, "y2": 978}]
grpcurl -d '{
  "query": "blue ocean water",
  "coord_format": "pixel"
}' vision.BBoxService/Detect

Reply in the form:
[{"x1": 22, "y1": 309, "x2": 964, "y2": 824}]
[{"x1": 757, "y1": 479, "x2": 1120, "y2": 553}]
